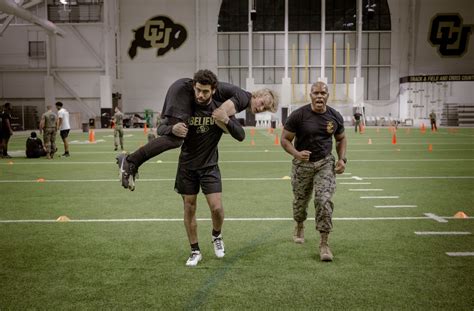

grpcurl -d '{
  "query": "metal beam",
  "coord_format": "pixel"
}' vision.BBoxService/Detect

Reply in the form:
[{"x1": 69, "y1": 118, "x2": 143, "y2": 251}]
[
  {"x1": 52, "y1": 71, "x2": 96, "y2": 117},
  {"x1": 0, "y1": 14, "x2": 13, "y2": 36},
  {"x1": 0, "y1": 0, "x2": 65, "y2": 36},
  {"x1": 0, "y1": 0, "x2": 41, "y2": 20}
]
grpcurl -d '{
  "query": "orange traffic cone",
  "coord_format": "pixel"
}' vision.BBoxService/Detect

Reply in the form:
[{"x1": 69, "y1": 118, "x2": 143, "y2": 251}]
[
  {"x1": 454, "y1": 211, "x2": 468, "y2": 218},
  {"x1": 428, "y1": 144, "x2": 433, "y2": 152},
  {"x1": 56, "y1": 215, "x2": 71, "y2": 222},
  {"x1": 88, "y1": 129, "x2": 95, "y2": 143},
  {"x1": 274, "y1": 134, "x2": 280, "y2": 146},
  {"x1": 420, "y1": 123, "x2": 426, "y2": 133},
  {"x1": 36, "y1": 178, "x2": 45, "y2": 182},
  {"x1": 368, "y1": 138, "x2": 372, "y2": 145},
  {"x1": 391, "y1": 133, "x2": 397, "y2": 145},
  {"x1": 144, "y1": 123, "x2": 148, "y2": 134},
  {"x1": 250, "y1": 139, "x2": 255, "y2": 146},
  {"x1": 250, "y1": 128, "x2": 256, "y2": 137}
]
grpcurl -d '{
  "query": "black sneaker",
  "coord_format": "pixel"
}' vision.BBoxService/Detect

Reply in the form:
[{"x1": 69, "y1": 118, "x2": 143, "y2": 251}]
[
  {"x1": 116, "y1": 153, "x2": 138, "y2": 191},
  {"x1": 2, "y1": 154, "x2": 12, "y2": 159},
  {"x1": 61, "y1": 152, "x2": 70, "y2": 157}
]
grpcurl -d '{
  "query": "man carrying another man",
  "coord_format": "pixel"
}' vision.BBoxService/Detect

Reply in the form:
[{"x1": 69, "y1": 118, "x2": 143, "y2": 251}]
[{"x1": 117, "y1": 73, "x2": 278, "y2": 191}]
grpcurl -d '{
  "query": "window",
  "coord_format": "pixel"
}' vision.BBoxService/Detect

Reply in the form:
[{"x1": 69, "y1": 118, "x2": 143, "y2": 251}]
[
  {"x1": 28, "y1": 41, "x2": 46, "y2": 58},
  {"x1": 217, "y1": 0, "x2": 391, "y2": 100},
  {"x1": 47, "y1": 0, "x2": 103, "y2": 23}
]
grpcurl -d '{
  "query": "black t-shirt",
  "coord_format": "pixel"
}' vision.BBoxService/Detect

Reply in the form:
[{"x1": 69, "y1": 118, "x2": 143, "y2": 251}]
[
  {"x1": 0, "y1": 110, "x2": 12, "y2": 132},
  {"x1": 161, "y1": 78, "x2": 252, "y2": 120},
  {"x1": 284, "y1": 104, "x2": 345, "y2": 162},
  {"x1": 26, "y1": 137, "x2": 44, "y2": 158},
  {"x1": 179, "y1": 100, "x2": 244, "y2": 170},
  {"x1": 354, "y1": 112, "x2": 362, "y2": 120}
]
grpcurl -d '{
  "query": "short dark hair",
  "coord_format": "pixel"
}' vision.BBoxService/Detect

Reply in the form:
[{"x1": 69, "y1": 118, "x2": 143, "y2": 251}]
[
  {"x1": 55, "y1": 101, "x2": 63, "y2": 107},
  {"x1": 4, "y1": 102, "x2": 11, "y2": 109},
  {"x1": 30, "y1": 131, "x2": 37, "y2": 138},
  {"x1": 193, "y1": 70, "x2": 218, "y2": 89}
]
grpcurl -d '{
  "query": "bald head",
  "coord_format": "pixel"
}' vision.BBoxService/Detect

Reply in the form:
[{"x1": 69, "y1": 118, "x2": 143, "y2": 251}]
[{"x1": 310, "y1": 81, "x2": 329, "y2": 113}]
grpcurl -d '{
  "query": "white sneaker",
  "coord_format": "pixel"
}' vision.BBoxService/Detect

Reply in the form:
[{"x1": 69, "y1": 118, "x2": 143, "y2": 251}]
[
  {"x1": 186, "y1": 251, "x2": 202, "y2": 267},
  {"x1": 212, "y1": 235, "x2": 225, "y2": 258}
]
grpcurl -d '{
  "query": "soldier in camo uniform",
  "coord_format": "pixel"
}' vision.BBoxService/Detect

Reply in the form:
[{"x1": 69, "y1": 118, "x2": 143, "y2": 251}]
[
  {"x1": 39, "y1": 105, "x2": 57, "y2": 159},
  {"x1": 113, "y1": 107, "x2": 124, "y2": 151},
  {"x1": 281, "y1": 81, "x2": 347, "y2": 262}
]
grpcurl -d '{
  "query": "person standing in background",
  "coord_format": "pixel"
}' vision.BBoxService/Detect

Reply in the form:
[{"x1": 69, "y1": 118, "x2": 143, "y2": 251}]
[
  {"x1": 0, "y1": 102, "x2": 14, "y2": 158},
  {"x1": 39, "y1": 105, "x2": 57, "y2": 159},
  {"x1": 429, "y1": 110, "x2": 438, "y2": 132},
  {"x1": 353, "y1": 110, "x2": 362, "y2": 133},
  {"x1": 113, "y1": 107, "x2": 124, "y2": 151},
  {"x1": 55, "y1": 102, "x2": 71, "y2": 157}
]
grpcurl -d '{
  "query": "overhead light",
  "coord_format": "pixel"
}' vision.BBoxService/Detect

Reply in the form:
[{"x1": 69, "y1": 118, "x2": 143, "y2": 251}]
[{"x1": 59, "y1": 0, "x2": 68, "y2": 4}]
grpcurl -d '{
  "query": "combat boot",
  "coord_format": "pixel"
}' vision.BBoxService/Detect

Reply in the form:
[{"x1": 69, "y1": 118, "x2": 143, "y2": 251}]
[
  {"x1": 293, "y1": 222, "x2": 305, "y2": 244},
  {"x1": 319, "y1": 232, "x2": 333, "y2": 261}
]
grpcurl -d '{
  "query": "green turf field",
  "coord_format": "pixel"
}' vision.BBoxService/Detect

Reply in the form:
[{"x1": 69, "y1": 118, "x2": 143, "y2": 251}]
[{"x1": 1, "y1": 126, "x2": 473, "y2": 310}]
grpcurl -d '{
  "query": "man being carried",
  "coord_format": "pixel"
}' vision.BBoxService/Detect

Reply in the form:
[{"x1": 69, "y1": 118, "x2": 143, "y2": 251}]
[{"x1": 116, "y1": 73, "x2": 278, "y2": 191}]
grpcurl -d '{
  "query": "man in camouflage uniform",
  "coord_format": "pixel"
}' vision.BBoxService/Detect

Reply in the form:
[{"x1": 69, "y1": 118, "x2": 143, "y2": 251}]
[
  {"x1": 113, "y1": 107, "x2": 124, "y2": 151},
  {"x1": 39, "y1": 105, "x2": 57, "y2": 159},
  {"x1": 281, "y1": 81, "x2": 347, "y2": 262}
]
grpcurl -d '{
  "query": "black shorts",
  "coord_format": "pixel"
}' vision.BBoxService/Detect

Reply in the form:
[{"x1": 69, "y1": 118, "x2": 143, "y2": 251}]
[
  {"x1": 60, "y1": 129, "x2": 70, "y2": 139},
  {"x1": 175, "y1": 165, "x2": 222, "y2": 195},
  {"x1": 0, "y1": 131, "x2": 11, "y2": 139}
]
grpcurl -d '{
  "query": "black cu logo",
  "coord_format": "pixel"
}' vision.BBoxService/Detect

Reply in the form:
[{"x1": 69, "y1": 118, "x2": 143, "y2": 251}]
[
  {"x1": 128, "y1": 16, "x2": 187, "y2": 59},
  {"x1": 429, "y1": 14, "x2": 472, "y2": 57}
]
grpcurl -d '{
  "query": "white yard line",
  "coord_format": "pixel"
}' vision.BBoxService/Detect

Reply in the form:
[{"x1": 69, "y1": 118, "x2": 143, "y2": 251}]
[
  {"x1": 349, "y1": 189, "x2": 384, "y2": 191},
  {"x1": 0, "y1": 215, "x2": 472, "y2": 224},
  {"x1": 375, "y1": 205, "x2": 417, "y2": 208},
  {"x1": 0, "y1": 176, "x2": 473, "y2": 183},
  {"x1": 360, "y1": 196, "x2": 399, "y2": 199},
  {"x1": 446, "y1": 252, "x2": 474, "y2": 257},
  {"x1": 2, "y1": 159, "x2": 474, "y2": 165},
  {"x1": 415, "y1": 232, "x2": 471, "y2": 235},
  {"x1": 341, "y1": 182, "x2": 371, "y2": 185},
  {"x1": 424, "y1": 213, "x2": 448, "y2": 223}
]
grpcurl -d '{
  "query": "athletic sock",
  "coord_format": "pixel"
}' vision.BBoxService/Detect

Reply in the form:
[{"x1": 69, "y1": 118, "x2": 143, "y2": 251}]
[
  {"x1": 212, "y1": 229, "x2": 221, "y2": 237},
  {"x1": 191, "y1": 243, "x2": 200, "y2": 252}
]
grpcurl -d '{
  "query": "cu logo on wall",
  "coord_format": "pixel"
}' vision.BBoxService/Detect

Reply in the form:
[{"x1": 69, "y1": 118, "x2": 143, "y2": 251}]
[
  {"x1": 429, "y1": 14, "x2": 472, "y2": 57},
  {"x1": 128, "y1": 16, "x2": 187, "y2": 59}
]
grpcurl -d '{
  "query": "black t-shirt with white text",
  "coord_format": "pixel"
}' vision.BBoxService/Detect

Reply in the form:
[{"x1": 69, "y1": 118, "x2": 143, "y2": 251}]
[
  {"x1": 179, "y1": 100, "x2": 244, "y2": 170},
  {"x1": 161, "y1": 78, "x2": 251, "y2": 120},
  {"x1": 284, "y1": 104, "x2": 344, "y2": 162}
]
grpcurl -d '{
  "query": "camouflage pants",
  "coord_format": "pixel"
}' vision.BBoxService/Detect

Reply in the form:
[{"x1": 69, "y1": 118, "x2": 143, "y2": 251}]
[
  {"x1": 114, "y1": 127, "x2": 124, "y2": 148},
  {"x1": 291, "y1": 155, "x2": 336, "y2": 233},
  {"x1": 43, "y1": 128, "x2": 57, "y2": 155}
]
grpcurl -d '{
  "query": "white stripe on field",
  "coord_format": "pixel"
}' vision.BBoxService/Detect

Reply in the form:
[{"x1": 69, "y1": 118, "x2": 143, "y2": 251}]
[
  {"x1": 2, "y1": 159, "x2": 474, "y2": 165},
  {"x1": 360, "y1": 196, "x2": 399, "y2": 199},
  {"x1": 340, "y1": 182, "x2": 371, "y2": 185},
  {"x1": 415, "y1": 231, "x2": 471, "y2": 235},
  {"x1": 0, "y1": 176, "x2": 473, "y2": 183},
  {"x1": 352, "y1": 176, "x2": 364, "y2": 180},
  {"x1": 446, "y1": 252, "x2": 474, "y2": 257},
  {"x1": 375, "y1": 205, "x2": 417, "y2": 208},
  {"x1": 349, "y1": 189, "x2": 383, "y2": 191},
  {"x1": 0, "y1": 215, "x2": 471, "y2": 224},
  {"x1": 424, "y1": 213, "x2": 448, "y2": 223}
]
